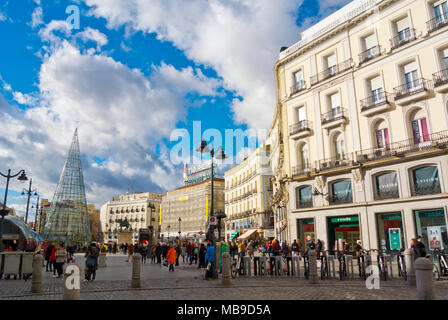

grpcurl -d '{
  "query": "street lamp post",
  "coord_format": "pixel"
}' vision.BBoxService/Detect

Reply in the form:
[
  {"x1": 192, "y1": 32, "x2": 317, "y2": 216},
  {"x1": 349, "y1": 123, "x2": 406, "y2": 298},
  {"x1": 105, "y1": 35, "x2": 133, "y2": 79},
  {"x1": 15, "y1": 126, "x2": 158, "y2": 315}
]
[
  {"x1": 178, "y1": 217, "x2": 181, "y2": 242},
  {"x1": 167, "y1": 225, "x2": 171, "y2": 244},
  {"x1": 195, "y1": 139, "x2": 226, "y2": 243},
  {"x1": 21, "y1": 178, "x2": 38, "y2": 224},
  {"x1": 0, "y1": 169, "x2": 28, "y2": 252},
  {"x1": 32, "y1": 196, "x2": 40, "y2": 231}
]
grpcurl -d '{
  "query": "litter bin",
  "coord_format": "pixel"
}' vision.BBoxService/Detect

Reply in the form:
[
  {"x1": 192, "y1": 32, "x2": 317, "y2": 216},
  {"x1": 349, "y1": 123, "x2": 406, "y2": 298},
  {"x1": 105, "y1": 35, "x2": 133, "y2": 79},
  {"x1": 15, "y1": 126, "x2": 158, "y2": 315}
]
[
  {"x1": 21, "y1": 252, "x2": 34, "y2": 280},
  {"x1": 98, "y1": 253, "x2": 107, "y2": 268},
  {"x1": 3, "y1": 252, "x2": 22, "y2": 279}
]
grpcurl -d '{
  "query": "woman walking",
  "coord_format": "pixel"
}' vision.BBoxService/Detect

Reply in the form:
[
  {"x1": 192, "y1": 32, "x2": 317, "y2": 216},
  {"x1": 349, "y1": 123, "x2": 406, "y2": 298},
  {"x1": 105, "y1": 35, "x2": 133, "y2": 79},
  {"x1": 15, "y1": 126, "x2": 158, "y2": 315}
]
[
  {"x1": 53, "y1": 243, "x2": 67, "y2": 278},
  {"x1": 126, "y1": 243, "x2": 134, "y2": 262},
  {"x1": 166, "y1": 245, "x2": 177, "y2": 272},
  {"x1": 84, "y1": 243, "x2": 100, "y2": 281}
]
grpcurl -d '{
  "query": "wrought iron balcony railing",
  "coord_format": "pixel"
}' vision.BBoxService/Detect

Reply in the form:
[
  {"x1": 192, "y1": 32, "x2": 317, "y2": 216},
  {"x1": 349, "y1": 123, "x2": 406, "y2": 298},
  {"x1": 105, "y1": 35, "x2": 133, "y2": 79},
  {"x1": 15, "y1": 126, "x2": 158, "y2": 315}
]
[
  {"x1": 393, "y1": 78, "x2": 432, "y2": 100},
  {"x1": 360, "y1": 91, "x2": 393, "y2": 112},
  {"x1": 355, "y1": 130, "x2": 448, "y2": 163},
  {"x1": 310, "y1": 59, "x2": 353, "y2": 86},
  {"x1": 390, "y1": 28, "x2": 416, "y2": 50},
  {"x1": 317, "y1": 155, "x2": 351, "y2": 171},
  {"x1": 289, "y1": 120, "x2": 313, "y2": 136},
  {"x1": 321, "y1": 107, "x2": 348, "y2": 125},
  {"x1": 359, "y1": 45, "x2": 381, "y2": 64},
  {"x1": 290, "y1": 81, "x2": 306, "y2": 95},
  {"x1": 292, "y1": 165, "x2": 312, "y2": 177},
  {"x1": 427, "y1": 14, "x2": 448, "y2": 33},
  {"x1": 433, "y1": 69, "x2": 448, "y2": 87}
]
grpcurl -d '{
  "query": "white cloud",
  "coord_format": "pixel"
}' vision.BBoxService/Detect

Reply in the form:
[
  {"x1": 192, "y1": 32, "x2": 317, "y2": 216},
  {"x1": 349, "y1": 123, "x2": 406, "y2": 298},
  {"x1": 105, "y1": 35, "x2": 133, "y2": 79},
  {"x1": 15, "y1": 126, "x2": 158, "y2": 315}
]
[
  {"x1": 75, "y1": 27, "x2": 108, "y2": 51},
  {"x1": 31, "y1": 7, "x2": 44, "y2": 28},
  {"x1": 84, "y1": 0, "x2": 302, "y2": 131},
  {"x1": 0, "y1": 12, "x2": 6, "y2": 22},
  {"x1": 38, "y1": 20, "x2": 72, "y2": 45}
]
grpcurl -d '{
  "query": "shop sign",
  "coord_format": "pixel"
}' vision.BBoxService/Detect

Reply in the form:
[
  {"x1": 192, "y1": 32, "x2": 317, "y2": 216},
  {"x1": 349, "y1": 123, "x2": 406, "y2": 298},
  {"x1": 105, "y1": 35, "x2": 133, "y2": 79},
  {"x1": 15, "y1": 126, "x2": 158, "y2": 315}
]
[
  {"x1": 3, "y1": 234, "x2": 19, "y2": 240},
  {"x1": 264, "y1": 230, "x2": 274, "y2": 238},
  {"x1": 428, "y1": 226, "x2": 443, "y2": 250},
  {"x1": 388, "y1": 228, "x2": 402, "y2": 250},
  {"x1": 331, "y1": 216, "x2": 359, "y2": 223}
]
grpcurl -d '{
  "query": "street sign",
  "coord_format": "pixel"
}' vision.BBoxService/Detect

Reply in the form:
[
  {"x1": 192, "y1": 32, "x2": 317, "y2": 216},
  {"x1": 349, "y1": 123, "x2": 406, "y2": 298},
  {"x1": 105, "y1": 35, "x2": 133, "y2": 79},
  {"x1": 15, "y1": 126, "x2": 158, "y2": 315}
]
[{"x1": 209, "y1": 216, "x2": 217, "y2": 226}]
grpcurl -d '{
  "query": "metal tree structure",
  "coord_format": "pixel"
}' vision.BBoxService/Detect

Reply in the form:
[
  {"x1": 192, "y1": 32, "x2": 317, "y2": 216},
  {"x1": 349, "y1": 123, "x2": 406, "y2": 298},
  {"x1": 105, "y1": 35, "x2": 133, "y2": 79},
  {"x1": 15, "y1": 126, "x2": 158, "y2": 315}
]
[{"x1": 41, "y1": 129, "x2": 92, "y2": 244}]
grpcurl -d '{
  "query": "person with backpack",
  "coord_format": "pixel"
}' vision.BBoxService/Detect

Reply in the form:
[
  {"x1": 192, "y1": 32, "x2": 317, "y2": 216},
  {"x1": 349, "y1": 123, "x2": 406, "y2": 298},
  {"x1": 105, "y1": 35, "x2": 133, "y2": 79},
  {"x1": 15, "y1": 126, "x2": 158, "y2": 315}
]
[
  {"x1": 53, "y1": 243, "x2": 67, "y2": 278},
  {"x1": 204, "y1": 240, "x2": 215, "y2": 280},
  {"x1": 45, "y1": 243, "x2": 54, "y2": 272},
  {"x1": 84, "y1": 243, "x2": 100, "y2": 281},
  {"x1": 198, "y1": 243, "x2": 207, "y2": 268}
]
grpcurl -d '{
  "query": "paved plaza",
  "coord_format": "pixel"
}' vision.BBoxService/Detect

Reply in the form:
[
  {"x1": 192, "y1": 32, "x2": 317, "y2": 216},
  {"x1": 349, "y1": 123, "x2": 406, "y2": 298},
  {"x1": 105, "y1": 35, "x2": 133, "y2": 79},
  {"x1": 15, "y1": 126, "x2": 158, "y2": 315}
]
[{"x1": 0, "y1": 254, "x2": 448, "y2": 300}]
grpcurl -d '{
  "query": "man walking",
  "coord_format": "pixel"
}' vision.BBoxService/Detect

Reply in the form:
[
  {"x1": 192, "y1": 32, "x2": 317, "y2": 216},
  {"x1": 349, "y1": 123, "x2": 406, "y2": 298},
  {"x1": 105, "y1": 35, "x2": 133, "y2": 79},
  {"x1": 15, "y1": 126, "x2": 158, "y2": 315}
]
[{"x1": 204, "y1": 240, "x2": 215, "y2": 280}]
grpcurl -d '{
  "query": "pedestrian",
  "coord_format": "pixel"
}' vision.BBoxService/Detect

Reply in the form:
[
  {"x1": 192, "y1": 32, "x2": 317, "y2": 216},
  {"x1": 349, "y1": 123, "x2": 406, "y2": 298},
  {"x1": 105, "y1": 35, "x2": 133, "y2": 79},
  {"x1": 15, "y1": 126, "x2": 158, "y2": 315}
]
[
  {"x1": 84, "y1": 243, "x2": 100, "y2": 282},
  {"x1": 175, "y1": 244, "x2": 181, "y2": 266},
  {"x1": 54, "y1": 243, "x2": 67, "y2": 278},
  {"x1": 204, "y1": 240, "x2": 215, "y2": 280},
  {"x1": 166, "y1": 245, "x2": 177, "y2": 272},
  {"x1": 49, "y1": 244, "x2": 57, "y2": 276},
  {"x1": 291, "y1": 239, "x2": 300, "y2": 257},
  {"x1": 126, "y1": 243, "x2": 134, "y2": 262},
  {"x1": 162, "y1": 243, "x2": 168, "y2": 260},
  {"x1": 156, "y1": 243, "x2": 162, "y2": 264},
  {"x1": 150, "y1": 244, "x2": 156, "y2": 264},
  {"x1": 411, "y1": 238, "x2": 426, "y2": 258},
  {"x1": 193, "y1": 244, "x2": 199, "y2": 264},
  {"x1": 140, "y1": 244, "x2": 148, "y2": 264},
  {"x1": 198, "y1": 243, "x2": 207, "y2": 268},
  {"x1": 45, "y1": 243, "x2": 54, "y2": 272},
  {"x1": 316, "y1": 239, "x2": 323, "y2": 259},
  {"x1": 181, "y1": 244, "x2": 186, "y2": 263},
  {"x1": 417, "y1": 236, "x2": 427, "y2": 257}
]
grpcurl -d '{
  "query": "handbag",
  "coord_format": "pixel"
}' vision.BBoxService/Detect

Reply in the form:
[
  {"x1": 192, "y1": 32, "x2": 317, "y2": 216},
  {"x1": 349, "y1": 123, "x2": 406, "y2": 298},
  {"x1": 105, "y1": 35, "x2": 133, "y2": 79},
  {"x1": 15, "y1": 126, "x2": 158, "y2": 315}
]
[{"x1": 163, "y1": 259, "x2": 169, "y2": 267}]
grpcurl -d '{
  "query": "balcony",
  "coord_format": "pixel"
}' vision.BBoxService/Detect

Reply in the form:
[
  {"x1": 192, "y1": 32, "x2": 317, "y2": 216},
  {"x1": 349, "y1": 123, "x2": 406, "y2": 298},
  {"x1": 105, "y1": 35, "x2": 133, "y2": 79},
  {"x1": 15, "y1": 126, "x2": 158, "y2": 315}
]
[
  {"x1": 290, "y1": 81, "x2": 306, "y2": 96},
  {"x1": 321, "y1": 107, "x2": 348, "y2": 129},
  {"x1": 360, "y1": 91, "x2": 394, "y2": 117},
  {"x1": 433, "y1": 69, "x2": 448, "y2": 93},
  {"x1": 292, "y1": 165, "x2": 312, "y2": 177},
  {"x1": 393, "y1": 79, "x2": 432, "y2": 106},
  {"x1": 427, "y1": 14, "x2": 448, "y2": 34},
  {"x1": 317, "y1": 155, "x2": 352, "y2": 172},
  {"x1": 355, "y1": 130, "x2": 448, "y2": 164},
  {"x1": 390, "y1": 28, "x2": 417, "y2": 50},
  {"x1": 310, "y1": 59, "x2": 353, "y2": 86},
  {"x1": 289, "y1": 120, "x2": 313, "y2": 139},
  {"x1": 359, "y1": 45, "x2": 381, "y2": 65}
]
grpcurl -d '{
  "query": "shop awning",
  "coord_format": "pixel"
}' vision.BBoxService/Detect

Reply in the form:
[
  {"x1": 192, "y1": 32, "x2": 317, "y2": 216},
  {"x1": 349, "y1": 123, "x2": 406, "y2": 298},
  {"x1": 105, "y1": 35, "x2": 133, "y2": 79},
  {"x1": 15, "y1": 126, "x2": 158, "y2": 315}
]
[
  {"x1": 228, "y1": 231, "x2": 239, "y2": 241},
  {"x1": 238, "y1": 229, "x2": 257, "y2": 240}
]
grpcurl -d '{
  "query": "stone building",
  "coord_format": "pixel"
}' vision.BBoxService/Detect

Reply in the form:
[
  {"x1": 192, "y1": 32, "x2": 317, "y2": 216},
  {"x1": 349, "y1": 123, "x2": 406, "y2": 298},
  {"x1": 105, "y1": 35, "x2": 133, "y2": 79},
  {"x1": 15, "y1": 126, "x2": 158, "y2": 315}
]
[
  {"x1": 224, "y1": 146, "x2": 274, "y2": 241},
  {"x1": 160, "y1": 178, "x2": 225, "y2": 243},
  {"x1": 268, "y1": 0, "x2": 448, "y2": 252},
  {"x1": 100, "y1": 192, "x2": 163, "y2": 244}
]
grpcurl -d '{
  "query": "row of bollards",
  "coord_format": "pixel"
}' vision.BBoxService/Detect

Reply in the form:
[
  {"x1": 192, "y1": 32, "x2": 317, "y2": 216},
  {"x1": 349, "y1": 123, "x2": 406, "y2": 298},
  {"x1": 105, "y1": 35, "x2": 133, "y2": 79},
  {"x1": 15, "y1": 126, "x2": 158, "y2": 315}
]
[{"x1": 29, "y1": 249, "x2": 437, "y2": 300}]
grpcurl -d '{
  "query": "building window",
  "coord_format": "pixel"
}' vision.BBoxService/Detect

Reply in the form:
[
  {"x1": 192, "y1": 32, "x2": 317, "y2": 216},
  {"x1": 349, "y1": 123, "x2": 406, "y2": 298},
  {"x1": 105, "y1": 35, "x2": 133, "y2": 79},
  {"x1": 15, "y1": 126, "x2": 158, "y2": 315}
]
[
  {"x1": 375, "y1": 120, "x2": 390, "y2": 149},
  {"x1": 330, "y1": 180, "x2": 353, "y2": 204},
  {"x1": 326, "y1": 54, "x2": 337, "y2": 76},
  {"x1": 369, "y1": 76, "x2": 384, "y2": 104},
  {"x1": 296, "y1": 186, "x2": 313, "y2": 208},
  {"x1": 411, "y1": 113, "x2": 429, "y2": 144},
  {"x1": 374, "y1": 172, "x2": 399, "y2": 200},
  {"x1": 434, "y1": 1, "x2": 448, "y2": 22},
  {"x1": 298, "y1": 143, "x2": 310, "y2": 170},
  {"x1": 403, "y1": 61, "x2": 420, "y2": 91},
  {"x1": 333, "y1": 133, "x2": 346, "y2": 160},
  {"x1": 411, "y1": 166, "x2": 441, "y2": 196},
  {"x1": 292, "y1": 70, "x2": 305, "y2": 92},
  {"x1": 376, "y1": 212, "x2": 405, "y2": 251},
  {"x1": 329, "y1": 92, "x2": 342, "y2": 117},
  {"x1": 360, "y1": 33, "x2": 380, "y2": 63},
  {"x1": 414, "y1": 208, "x2": 447, "y2": 251}
]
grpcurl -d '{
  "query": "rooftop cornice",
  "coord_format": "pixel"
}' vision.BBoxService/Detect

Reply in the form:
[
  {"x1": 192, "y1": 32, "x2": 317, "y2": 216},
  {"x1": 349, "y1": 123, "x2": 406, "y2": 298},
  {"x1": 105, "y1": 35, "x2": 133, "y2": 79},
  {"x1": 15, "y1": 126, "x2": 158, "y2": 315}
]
[{"x1": 276, "y1": 0, "x2": 396, "y2": 67}]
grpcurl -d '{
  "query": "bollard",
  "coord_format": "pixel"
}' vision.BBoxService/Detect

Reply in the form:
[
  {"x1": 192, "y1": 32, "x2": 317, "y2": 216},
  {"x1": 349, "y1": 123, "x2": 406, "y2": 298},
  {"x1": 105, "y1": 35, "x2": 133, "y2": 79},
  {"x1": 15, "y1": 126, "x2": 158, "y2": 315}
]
[
  {"x1": 259, "y1": 256, "x2": 267, "y2": 276},
  {"x1": 291, "y1": 256, "x2": 300, "y2": 277},
  {"x1": 31, "y1": 254, "x2": 43, "y2": 294},
  {"x1": 308, "y1": 250, "x2": 319, "y2": 284},
  {"x1": 98, "y1": 253, "x2": 107, "y2": 268},
  {"x1": 63, "y1": 264, "x2": 81, "y2": 300},
  {"x1": 404, "y1": 249, "x2": 416, "y2": 286},
  {"x1": 345, "y1": 255, "x2": 355, "y2": 279},
  {"x1": 131, "y1": 253, "x2": 141, "y2": 288},
  {"x1": 221, "y1": 252, "x2": 231, "y2": 286},
  {"x1": 243, "y1": 256, "x2": 251, "y2": 276},
  {"x1": 328, "y1": 255, "x2": 336, "y2": 278},
  {"x1": 414, "y1": 257, "x2": 435, "y2": 300}
]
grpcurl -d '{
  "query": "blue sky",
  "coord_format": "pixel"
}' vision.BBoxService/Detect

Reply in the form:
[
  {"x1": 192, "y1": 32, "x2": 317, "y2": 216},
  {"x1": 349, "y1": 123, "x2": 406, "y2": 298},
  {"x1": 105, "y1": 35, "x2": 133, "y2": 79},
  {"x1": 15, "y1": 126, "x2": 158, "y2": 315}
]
[{"x1": 0, "y1": 0, "x2": 351, "y2": 219}]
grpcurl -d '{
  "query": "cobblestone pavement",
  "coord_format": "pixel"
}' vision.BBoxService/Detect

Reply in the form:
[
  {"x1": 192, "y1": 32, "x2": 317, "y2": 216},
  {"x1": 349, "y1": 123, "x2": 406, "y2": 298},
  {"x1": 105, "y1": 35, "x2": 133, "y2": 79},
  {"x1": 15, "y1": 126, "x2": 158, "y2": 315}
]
[{"x1": 1, "y1": 254, "x2": 447, "y2": 300}]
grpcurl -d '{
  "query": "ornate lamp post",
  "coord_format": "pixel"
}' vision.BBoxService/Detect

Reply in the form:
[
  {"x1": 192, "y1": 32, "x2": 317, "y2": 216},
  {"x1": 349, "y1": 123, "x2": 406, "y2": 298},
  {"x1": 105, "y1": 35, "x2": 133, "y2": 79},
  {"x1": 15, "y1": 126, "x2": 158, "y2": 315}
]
[
  {"x1": 21, "y1": 178, "x2": 38, "y2": 224},
  {"x1": 0, "y1": 169, "x2": 28, "y2": 252},
  {"x1": 32, "y1": 196, "x2": 40, "y2": 231},
  {"x1": 178, "y1": 217, "x2": 182, "y2": 242},
  {"x1": 195, "y1": 139, "x2": 226, "y2": 243},
  {"x1": 167, "y1": 225, "x2": 171, "y2": 244}
]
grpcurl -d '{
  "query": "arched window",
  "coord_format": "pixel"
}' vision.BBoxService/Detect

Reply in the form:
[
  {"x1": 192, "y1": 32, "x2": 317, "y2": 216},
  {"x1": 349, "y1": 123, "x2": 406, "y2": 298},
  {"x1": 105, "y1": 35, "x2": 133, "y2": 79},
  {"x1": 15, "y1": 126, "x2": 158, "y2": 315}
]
[
  {"x1": 409, "y1": 109, "x2": 429, "y2": 144},
  {"x1": 330, "y1": 180, "x2": 353, "y2": 204},
  {"x1": 374, "y1": 172, "x2": 399, "y2": 200},
  {"x1": 332, "y1": 133, "x2": 345, "y2": 160},
  {"x1": 374, "y1": 120, "x2": 390, "y2": 149},
  {"x1": 410, "y1": 166, "x2": 441, "y2": 196},
  {"x1": 297, "y1": 143, "x2": 310, "y2": 169},
  {"x1": 296, "y1": 186, "x2": 313, "y2": 208}
]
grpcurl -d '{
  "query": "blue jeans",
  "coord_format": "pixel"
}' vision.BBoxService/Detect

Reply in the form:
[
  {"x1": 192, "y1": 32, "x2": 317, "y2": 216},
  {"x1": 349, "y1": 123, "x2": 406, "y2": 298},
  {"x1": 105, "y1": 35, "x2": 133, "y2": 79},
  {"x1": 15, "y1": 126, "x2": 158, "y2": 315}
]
[{"x1": 169, "y1": 264, "x2": 174, "y2": 271}]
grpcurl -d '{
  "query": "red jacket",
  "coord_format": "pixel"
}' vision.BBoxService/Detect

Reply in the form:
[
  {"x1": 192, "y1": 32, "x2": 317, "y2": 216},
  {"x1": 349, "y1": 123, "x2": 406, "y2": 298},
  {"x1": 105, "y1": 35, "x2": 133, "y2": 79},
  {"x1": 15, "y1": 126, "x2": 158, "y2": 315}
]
[{"x1": 49, "y1": 248, "x2": 56, "y2": 262}]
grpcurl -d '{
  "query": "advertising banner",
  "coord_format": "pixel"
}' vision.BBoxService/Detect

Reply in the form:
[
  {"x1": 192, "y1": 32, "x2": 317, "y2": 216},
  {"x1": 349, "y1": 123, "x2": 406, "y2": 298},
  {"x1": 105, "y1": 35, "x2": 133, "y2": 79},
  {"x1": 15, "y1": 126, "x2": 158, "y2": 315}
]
[{"x1": 428, "y1": 226, "x2": 443, "y2": 250}]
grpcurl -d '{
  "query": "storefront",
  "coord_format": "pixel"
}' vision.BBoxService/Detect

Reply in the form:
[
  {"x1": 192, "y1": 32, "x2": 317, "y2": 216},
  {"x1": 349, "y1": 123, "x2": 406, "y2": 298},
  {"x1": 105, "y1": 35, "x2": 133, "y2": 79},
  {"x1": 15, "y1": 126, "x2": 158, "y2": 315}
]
[
  {"x1": 414, "y1": 208, "x2": 447, "y2": 251},
  {"x1": 375, "y1": 212, "x2": 405, "y2": 251},
  {"x1": 327, "y1": 215, "x2": 360, "y2": 253},
  {"x1": 296, "y1": 218, "x2": 315, "y2": 249}
]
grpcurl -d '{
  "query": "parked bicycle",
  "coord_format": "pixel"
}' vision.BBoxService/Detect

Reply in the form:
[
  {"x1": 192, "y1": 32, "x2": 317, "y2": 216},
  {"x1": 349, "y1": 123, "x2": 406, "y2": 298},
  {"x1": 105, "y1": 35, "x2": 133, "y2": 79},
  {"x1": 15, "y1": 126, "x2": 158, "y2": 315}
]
[
  {"x1": 370, "y1": 249, "x2": 387, "y2": 281},
  {"x1": 337, "y1": 250, "x2": 347, "y2": 280},
  {"x1": 356, "y1": 249, "x2": 369, "y2": 281},
  {"x1": 434, "y1": 249, "x2": 448, "y2": 278},
  {"x1": 302, "y1": 251, "x2": 310, "y2": 280},
  {"x1": 230, "y1": 254, "x2": 244, "y2": 279},
  {"x1": 320, "y1": 250, "x2": 330, "y2": 280}
]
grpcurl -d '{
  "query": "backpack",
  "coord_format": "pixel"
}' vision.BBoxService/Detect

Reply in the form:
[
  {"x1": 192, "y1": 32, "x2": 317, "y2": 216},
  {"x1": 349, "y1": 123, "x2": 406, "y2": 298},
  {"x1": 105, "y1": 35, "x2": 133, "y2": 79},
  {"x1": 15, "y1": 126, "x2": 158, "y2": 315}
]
[{"x1": 86, "y1": 256, "x2": 95, "y2": 268}]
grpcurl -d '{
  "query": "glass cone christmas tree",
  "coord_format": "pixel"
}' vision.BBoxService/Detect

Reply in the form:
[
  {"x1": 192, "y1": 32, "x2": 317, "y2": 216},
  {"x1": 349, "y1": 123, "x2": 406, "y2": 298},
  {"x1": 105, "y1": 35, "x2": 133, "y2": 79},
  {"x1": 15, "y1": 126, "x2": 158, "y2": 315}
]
[{"x1": 41, "y1": 129, "x2": 92, "y2": 244}]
